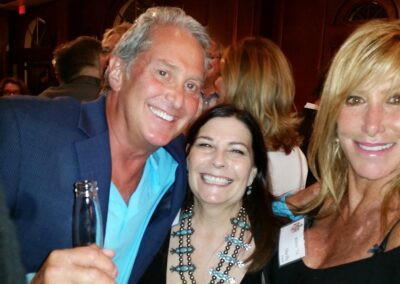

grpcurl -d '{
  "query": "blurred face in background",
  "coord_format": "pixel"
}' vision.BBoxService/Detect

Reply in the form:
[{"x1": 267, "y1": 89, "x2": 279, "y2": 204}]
[
  {"x1": 100, "y1": 33, "x2": 122, "y2": 73},
  {"x1": 206, "y1": 40, "x2": 222, "y2": 82},
  {"x1": 3, "y1": 82, "x2": 21, "y2": 96}
]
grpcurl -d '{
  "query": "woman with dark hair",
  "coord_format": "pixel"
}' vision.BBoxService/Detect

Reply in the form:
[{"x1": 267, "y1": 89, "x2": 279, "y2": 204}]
[{"x1": 140, "y1": 104, "x2": 281, "y2": 283}]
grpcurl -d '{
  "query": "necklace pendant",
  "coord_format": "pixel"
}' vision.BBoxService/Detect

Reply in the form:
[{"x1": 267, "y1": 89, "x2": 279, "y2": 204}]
[
  {"x1": 217, "y1": 252, "x2": 244, "y2": 267},
  {"x1": 209, "y1": 269, "x2": 236, "y2": 284},
  {"x1": 172, "y1": 228, "x2": 194, "y2": 237},
  {"x1": 230, "y1": 217, "x2": 251, "y2": 230},
  {"x1": 170, "y1": 264, "x2": 196, "y2": 273},
  {"x1": 225, "y1": 235, "x2": 252, "y2": 250},
  {"x1": 170, "y1": 246, "x2": 195, "y2": 254},
  {"x1": 181, "y1": 210, "x2": 193, "y2": 220}
]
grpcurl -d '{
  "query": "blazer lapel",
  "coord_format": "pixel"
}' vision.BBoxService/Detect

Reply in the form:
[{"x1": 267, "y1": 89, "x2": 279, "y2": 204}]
[
  {"x1": 74, "y1": 97, "x2": 111, "y2": 230},
  {"x1": 129, "y1": 135, "x2": 188, "y2": 283}
]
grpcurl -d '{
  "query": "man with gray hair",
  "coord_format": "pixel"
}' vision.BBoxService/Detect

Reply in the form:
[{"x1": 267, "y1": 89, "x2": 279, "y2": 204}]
[{"x1": 0, "y1": 6, "x2": 209, "y2": 284}]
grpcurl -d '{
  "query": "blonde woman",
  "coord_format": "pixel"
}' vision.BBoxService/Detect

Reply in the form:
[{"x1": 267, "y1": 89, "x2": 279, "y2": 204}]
[
  {"x1": 216, "y1": 37, "x2": 307, "y2": 197},
  {"x1": 267, "y1": 19, "x2": 400, "y2": 283}
]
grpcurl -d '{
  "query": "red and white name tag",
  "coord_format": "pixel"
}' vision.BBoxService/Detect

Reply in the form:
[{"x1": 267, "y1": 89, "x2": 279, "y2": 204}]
[{"x1": 279, "y1": 217, "x2": 306, "y2": 266}]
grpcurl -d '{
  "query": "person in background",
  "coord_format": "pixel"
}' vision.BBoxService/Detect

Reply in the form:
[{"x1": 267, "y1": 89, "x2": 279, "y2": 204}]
[
  {"x1": 99, "y1": 22, "x2": 133, "y2": 96},
  {"x1": 32, "y1": 70, "x2": 52, "y2": 95},
  {"x1": 0, "y1": 6, "x2": 210, "y2": 284},
  {"x1": 100, "y1": 22, "x2": 133, "y2": 74},
  {"x1": 0, "y1": 77, "x2": 30, "y2": 96},
  {"x1": 217, "y1": 37, "x2": 307, "y2": 197},
  {"x1": 140, "y1": 105, "x2": 281, "y2": 283},
  {"x1": 39, "y1": 36, "x2": 103, "y2": 101},
  {"x1": 201, "y1": 39, "x2": 224, "y2": 110},
  {"x1": 266, "y1": 19, "x2": 400, "y2": 283},
  {"x1": 298, "y1": 68, "x2": 326, "y2": 187}
]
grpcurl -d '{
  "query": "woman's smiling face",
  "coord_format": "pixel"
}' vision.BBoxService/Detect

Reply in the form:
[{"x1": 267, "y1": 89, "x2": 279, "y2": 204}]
[
  {"x1": 187, "y1": 116, "x2": 257, "y2": 206},
  {"x1": 337, "y1": 78, "x2": 400, "y2": 183}
]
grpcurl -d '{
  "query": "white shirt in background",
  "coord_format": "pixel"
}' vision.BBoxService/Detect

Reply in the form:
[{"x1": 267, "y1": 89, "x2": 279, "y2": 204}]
[{"x1": 267, "y1": 146, "x2": 308, "y2": 197}]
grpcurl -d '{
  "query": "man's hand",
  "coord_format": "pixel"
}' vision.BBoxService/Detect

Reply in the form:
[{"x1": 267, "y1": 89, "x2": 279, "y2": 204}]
[{"x1": 32, "y1": 245, "x2": 117, "y2": 284}]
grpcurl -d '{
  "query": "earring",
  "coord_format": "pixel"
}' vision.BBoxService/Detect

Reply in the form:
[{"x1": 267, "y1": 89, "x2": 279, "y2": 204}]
[{"x1": 246, "y1": 185, "x2": 252, "y2": 196}]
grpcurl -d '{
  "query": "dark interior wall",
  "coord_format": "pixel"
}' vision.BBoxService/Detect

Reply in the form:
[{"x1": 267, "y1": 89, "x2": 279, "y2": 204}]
[
  {"x1": 2, "y1": 0, "x2": 399, "y2": 107},
  {"x1": 2, "y1": 0, "x2": 264, "y2": 93},
  {"x1": 5, "y1": 1, "x2": 57, "y2": 84},
  {"x1": 268, "y1": 0, "x2": 329, "y2": 111},
  {"x1": 166, "y1": 0, "x2": 263, "y2": 46},
  {"x1": 264, "y1": 0, "x2": 400, "y2": 110},
  {"x1": 69, "y1": 0, "x2": 111, "y2": 39},
  {"x1": 0, "y1": 11, "x2": 9, "y2": 78}
]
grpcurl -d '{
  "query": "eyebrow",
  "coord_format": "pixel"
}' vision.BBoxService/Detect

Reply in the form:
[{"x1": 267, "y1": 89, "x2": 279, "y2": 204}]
[{"x1": 195, "y1": 135, "x2": 251, "y2": 149}]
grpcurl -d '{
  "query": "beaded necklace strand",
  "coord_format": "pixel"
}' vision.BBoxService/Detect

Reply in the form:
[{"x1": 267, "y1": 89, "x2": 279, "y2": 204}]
[{"x1": 170, "y1": 205, "x2": 251, "y2": 284}]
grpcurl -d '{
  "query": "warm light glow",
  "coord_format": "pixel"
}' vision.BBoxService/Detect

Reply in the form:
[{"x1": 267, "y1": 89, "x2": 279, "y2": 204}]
[
  {"x1": 18, "y1": 5, "x2": 26, "y2": 15},
  {"x1": 18, "y1": 0, "x2": 25, "y2": 15}
]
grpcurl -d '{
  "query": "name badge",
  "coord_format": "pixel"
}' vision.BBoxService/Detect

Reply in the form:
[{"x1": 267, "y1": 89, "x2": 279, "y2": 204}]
[{"x1": 279, "y1": 217, "x2": 306, "y2": 266}]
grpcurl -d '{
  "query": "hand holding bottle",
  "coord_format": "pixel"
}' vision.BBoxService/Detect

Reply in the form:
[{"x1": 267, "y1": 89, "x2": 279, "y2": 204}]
[
  {"x1": 31, "y1": 180, "x2": 115, "y2": 284},
  {"x1": 31, "y1": 245, "x2": 117, "y2": 284}
]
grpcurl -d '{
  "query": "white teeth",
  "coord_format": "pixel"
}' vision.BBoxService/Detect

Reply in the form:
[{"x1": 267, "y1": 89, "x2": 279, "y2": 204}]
[
  {"x1": 202, "y1": 174, "x2": 231, "y2": 185},
  {"x1": 359, "y1": 143, "x2": 394, "y2": 151},
  {"x1": 149, "y1": 106, "x2": 173, "y2": 122}
]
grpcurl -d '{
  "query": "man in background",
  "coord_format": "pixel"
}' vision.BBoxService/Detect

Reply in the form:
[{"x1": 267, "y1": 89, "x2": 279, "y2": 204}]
[{"x1": 39, "y1": 36, "x2": 103, "y2": 101}]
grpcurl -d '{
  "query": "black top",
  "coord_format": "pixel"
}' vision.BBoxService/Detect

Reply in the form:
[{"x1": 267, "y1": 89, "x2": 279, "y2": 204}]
[
  {"x1": 139, "y1": 231, "x2": 264, "y2": 283},
  {"x1": 266, "y1": 247, "x2": 400, "y2": 284},
  {"x1": 265, "y1": 219, "x2": 400, "y2": 283}
]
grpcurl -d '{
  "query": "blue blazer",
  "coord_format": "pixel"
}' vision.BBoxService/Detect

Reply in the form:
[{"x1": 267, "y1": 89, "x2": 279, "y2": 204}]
[{"x1": 0, "y1": 95, "x2": 188, "y2": 283}]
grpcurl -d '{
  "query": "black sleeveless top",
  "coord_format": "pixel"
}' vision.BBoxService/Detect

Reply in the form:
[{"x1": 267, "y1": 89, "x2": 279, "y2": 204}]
[
  {"x1": 265, "y1": 218, "x2": 400, "y2": 283},
  {"x1": 139, "y1": 231, "x2": 264, "y2": 283}
]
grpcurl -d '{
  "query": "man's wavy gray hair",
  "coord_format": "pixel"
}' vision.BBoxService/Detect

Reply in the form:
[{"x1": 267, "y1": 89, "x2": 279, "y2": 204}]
[{"x1": 113, "y1": 6, "x2": 210, "y2": 74}]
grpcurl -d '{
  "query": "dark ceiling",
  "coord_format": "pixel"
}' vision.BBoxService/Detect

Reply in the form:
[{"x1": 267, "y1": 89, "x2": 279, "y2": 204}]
[{"x1": 0, "y1": 0, "x2": 55, "y2": 10}]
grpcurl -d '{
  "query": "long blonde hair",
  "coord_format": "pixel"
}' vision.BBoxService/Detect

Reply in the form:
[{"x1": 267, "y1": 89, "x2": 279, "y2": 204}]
[
  {"x1": 222, "y1": 37, "x2": 301, "y2": 153},
  {"x1": 308, "y1": 20, "x2": 400, "y2": 221}
]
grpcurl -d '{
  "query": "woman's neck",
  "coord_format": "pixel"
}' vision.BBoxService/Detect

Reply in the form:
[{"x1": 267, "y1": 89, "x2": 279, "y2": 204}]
[
  {"x1": 344, "y1": 168, "x2": 397, "y2": 216},
  {"x1": 191, "y1": 202, "x2": 243, "y2": 232}
]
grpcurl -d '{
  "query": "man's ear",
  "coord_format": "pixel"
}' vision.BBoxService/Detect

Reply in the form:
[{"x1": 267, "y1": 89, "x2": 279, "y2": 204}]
[{"x1": 108, "y1": 56, "x2": 123, "y2": 92}]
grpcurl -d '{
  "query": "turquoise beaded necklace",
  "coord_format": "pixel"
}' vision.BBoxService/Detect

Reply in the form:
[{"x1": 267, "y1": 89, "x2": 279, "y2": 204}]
[{"x1": 170, "y1": 205, "x2": 251, "y2": 284}]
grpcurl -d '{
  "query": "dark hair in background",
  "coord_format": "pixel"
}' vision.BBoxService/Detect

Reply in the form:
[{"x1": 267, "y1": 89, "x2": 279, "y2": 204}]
[
  {"x1": 53, "y1": 36, "x2": 102, "y2": 83},
  {"x1": 0, "y1": 77, "x2": 30, "y2": 96},
  {"x1": 185, "y1": 104, "x2": 280, "y2": 272}
]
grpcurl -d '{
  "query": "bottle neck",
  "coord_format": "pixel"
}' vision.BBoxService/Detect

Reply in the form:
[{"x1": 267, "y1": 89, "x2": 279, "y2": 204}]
[{"x1": 74, "y1": 180, "x2": 98, "y2": 197}]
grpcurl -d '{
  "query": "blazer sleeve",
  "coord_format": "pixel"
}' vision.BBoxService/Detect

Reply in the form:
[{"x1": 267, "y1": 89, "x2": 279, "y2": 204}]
[{"x1": 0, "y1": 99, "x2": 22, "y2": 213}]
